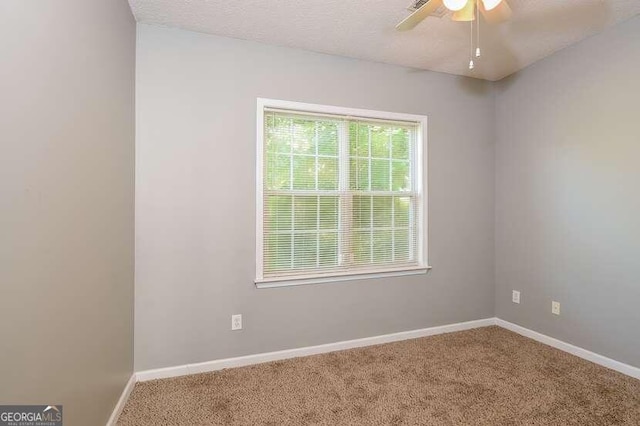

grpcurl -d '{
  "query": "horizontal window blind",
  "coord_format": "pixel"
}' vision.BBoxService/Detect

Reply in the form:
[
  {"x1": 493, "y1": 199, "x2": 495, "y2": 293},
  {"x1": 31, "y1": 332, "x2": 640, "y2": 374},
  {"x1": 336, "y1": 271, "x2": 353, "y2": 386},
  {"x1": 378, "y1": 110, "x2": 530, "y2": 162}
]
[{"x1": 261, "y1": 107, "x2": 422, "y2": 280}]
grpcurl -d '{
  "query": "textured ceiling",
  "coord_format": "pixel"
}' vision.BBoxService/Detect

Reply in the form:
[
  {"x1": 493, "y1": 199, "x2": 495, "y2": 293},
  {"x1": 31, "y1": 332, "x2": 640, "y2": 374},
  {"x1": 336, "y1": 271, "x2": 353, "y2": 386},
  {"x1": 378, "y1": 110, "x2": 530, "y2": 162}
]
[{"x1": 128, "y1": 0, "x2": 640, "y2": 81}]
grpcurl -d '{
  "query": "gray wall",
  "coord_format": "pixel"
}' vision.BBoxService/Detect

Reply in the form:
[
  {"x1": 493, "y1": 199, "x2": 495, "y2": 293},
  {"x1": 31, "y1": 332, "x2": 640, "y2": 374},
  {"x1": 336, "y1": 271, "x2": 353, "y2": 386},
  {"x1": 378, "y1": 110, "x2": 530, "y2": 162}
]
[
  {"x1": 135, "y1": 24, "x2": 495, "y2": 371},
  {"x1": 0, "y1": 1, "x2": 136, "y2": 424},
  {"x1": 495, "y1": 16, "x2": 640, "y2": 368}
]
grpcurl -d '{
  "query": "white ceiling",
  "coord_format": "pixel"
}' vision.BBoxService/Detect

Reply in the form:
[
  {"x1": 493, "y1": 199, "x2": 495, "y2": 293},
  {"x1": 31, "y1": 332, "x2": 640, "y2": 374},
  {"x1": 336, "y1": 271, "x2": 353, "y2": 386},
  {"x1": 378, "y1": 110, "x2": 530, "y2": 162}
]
[{"x1": 129, "y1": 0, "x2": 640, "y2": 81}]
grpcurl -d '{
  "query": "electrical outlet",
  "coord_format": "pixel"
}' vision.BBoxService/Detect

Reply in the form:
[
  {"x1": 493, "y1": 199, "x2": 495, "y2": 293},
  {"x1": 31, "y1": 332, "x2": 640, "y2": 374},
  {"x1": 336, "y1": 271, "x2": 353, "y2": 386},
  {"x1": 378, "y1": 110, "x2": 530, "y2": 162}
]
[
  {"x1": 231, "y1": 314, "x2": 242, "y2": 331},
  {"x1": 552, "y1": 301, "x2": 561, "y2": 315},
  {"x1": 512, "y1": 290, "x2": 521, "y2": 304}
]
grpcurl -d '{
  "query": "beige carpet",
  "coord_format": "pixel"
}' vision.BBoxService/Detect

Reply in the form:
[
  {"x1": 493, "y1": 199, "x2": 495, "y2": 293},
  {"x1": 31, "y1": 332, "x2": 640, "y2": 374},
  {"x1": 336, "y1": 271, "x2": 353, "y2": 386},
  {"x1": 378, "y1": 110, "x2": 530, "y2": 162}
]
[{"x1": 118, "y1": 326, "x2": 640, "y2": 425}]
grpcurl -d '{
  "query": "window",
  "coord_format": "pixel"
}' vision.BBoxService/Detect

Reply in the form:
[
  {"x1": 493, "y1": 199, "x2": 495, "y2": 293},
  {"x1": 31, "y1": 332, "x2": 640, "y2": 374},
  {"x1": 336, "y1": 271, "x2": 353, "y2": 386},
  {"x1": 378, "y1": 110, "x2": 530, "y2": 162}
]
[{"x1": 256, "y1": 99, "x2": 428, "y2": 287}]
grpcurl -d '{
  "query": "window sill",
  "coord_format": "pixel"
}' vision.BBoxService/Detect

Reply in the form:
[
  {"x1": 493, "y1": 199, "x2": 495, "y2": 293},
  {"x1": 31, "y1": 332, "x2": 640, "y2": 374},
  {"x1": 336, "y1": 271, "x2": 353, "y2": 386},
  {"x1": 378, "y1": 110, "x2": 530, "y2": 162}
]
[{"x1": 255, "y1": 266, "x2": 432, "y2": 289}]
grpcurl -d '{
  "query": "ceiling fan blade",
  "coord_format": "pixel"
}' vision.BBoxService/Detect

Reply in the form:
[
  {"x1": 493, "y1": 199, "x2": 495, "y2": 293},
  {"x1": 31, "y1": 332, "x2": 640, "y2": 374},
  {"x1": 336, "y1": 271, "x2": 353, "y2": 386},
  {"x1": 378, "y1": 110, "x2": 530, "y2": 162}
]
[
  {"x1": 452, "y1": 0, "x2": 476, "y2": 22},
  {"x1": 479, "y1": 0, "x2": 512, "y2": 24},
  {"x1": 396, "y1": 0, "x2": 444, "y2": 31}
]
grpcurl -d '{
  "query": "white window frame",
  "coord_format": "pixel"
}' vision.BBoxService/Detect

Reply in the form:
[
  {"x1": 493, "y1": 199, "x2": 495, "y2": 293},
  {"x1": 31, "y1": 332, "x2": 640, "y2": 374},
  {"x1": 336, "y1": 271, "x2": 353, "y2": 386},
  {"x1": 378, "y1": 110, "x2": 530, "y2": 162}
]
[{"x1": 255, "y1": 98, "x2": 431, "y2": 288}]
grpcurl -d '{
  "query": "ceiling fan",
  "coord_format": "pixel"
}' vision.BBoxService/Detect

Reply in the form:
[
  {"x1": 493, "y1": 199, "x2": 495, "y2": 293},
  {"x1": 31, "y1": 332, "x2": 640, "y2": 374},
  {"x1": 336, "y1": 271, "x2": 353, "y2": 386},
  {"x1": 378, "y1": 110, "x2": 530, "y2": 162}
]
[
  {"x1": 397, "y1": 0, "x2": 512, "y2": 30},
  {"x1": 396, "y1": 0, "x2": 512, "y2": 70}
]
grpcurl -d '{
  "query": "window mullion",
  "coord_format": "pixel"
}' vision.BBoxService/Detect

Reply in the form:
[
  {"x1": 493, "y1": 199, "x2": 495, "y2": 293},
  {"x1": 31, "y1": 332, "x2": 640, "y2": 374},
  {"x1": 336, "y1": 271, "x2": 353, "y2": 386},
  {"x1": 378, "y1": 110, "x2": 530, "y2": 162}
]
[
  {"x1": 315, "y1": 123, "x2": 320, "y2": 269},
  {"x1": 368, "y1": 127, "x2": 373, "y2": 264},
  {"x1": 338, "y1": 120, "x2": 350, "y2": 267},
  {"x1": 390, "y1": 131, "x2": 395, "y2": 263},
  {"x1": 290, "y1": 119, "x2": 295, "y2": 270},
  {"x1": 409, "y1": 128, "x2": 416, "y2": 263}
]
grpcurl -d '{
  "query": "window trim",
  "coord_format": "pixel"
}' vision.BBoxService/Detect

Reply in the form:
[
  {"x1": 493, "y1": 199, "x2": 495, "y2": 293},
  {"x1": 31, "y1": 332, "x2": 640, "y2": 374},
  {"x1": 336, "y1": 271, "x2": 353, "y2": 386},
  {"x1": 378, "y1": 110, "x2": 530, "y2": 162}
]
[{"x1": 255, "y1": 98, "x2": 430, "y2": 288}]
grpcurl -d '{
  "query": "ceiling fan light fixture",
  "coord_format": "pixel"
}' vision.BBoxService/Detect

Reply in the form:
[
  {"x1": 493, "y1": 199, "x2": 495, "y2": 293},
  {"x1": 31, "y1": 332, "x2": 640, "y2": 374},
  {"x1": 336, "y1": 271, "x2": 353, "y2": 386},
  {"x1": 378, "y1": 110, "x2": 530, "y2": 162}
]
[
  {"x1": 481, "y1": 0, "x2": 503, "y2": 11},
  {"x1": 443, "y1": 0, "x2": 469, "y2": 12}
]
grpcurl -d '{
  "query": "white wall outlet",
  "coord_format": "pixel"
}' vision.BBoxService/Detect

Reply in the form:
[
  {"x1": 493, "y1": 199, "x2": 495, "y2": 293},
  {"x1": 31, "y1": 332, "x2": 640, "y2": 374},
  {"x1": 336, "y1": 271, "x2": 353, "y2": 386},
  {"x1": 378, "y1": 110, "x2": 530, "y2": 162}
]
[
  {"x1": 552, "y1": 301, "x2": 561, "y2": 315},
  {"x1": 231, "y1": 314, "x2": 242, "y2": 331},
  {"x1": 512, "y1": 290, "x2": 521, "y2": 304}
]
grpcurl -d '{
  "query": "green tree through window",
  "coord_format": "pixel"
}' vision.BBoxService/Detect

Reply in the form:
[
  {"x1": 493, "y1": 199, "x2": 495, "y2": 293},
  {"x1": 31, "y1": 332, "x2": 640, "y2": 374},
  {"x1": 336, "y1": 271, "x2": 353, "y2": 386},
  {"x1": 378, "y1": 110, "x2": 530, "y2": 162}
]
[{"x1": 261, "y1": 107, "x2": 423, "y2": 281}]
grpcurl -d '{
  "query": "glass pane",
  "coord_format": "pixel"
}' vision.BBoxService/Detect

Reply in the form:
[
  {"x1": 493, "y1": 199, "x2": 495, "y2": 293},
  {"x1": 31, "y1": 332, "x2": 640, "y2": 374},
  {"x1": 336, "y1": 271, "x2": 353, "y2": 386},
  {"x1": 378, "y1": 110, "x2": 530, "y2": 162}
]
[
  {"x1": 394, "y1": 197, "x2": 411, "y2": 228},
  {"x1": 291, "y1": 119, "x2": 316, "y2": 155},
  {"x1": 391, "y1": 161, "x2": 410, "y2": 191},
  {"x1": 349, "y1": 158, "x2": 370, "y2": 191},
  {"x1": 292, "y1": 155, "x2": 316, "y2": 190},
  {"x1": 391, "y1": 128, "x2": 410, "y2": 160},
  {"x1": 319, "y1": 197, "x2": 338, "y2": 230},
  {"x1": 265, "y1": 153, "x2": 291, "y2": 190},
  {"x1": 318, "y1": 122, "x2": 338, "y2": 156},
  {"x1": 349, "y1": 123, "x2": 369, "y2": 157},
  {"x1": 265, "y1": 116, "x2": 292, "y2": 154},
  {"x1": 318, "y1": 231, "x2": 338, "y2": 267},
  {"x1": 293, "y1": 233, "x2": 317, "y2": 269},
  {"x1": 264, "y1": 233, "x2": 292, "y2": 272},
  {"x1": 317, "y1": 157, "x2": 338, "y2": 190},
  {"x1": 372, "y1": 196, "x2": 392, "y2": 228},
  {"x1": 394, "y1": 229, "x2": 410, "y2": 262},
  {"x1": 372, "y1": 230, "x2": 393, "y2": 264},
  {"x1": 370, "y1": 126, "x2": 390, "y2": 158},
  {"x1": 294, "y1": 196, "x2": 318, "y2": 231},
  {"x1": 265, "y1": 196, "x2": 292, "y2": 231},
  {"x1": 371, "y1": 159, "x2": 390, "y2": 191},
  {"x1": 352, "y1": 230, "x2": 371, "y2": 265},
  {"x1": 352, "y1": 196, "x2": 371, "y2": 229},
  {"x1": 264, "y1": 112, "x2": 419, "y2": 274}
]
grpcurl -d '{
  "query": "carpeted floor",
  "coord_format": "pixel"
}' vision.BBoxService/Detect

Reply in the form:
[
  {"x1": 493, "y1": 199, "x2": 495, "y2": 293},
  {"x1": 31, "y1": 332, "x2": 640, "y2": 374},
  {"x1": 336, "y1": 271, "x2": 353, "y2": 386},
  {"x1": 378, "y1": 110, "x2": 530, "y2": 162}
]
[{"x1": 118, "y1": 326, "x2": 640, "y2": 425}]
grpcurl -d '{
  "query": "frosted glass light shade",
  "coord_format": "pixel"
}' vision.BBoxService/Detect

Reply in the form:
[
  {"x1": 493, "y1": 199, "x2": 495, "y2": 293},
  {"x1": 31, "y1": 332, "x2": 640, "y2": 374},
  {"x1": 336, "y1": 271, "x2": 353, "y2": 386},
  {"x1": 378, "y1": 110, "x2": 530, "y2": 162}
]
[
  {"x1": 482, "y1": 0, "x2": 503, "y2": 11},
  {"x1": 443, "y1": 0, "x2": 469, "y2": 12}
]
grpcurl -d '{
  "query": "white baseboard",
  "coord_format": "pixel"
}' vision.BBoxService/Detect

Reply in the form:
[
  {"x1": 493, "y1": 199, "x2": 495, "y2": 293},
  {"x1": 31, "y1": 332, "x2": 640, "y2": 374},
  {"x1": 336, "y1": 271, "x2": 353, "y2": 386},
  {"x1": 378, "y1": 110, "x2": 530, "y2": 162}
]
[
  {"x1": 106, "y1": 374, "x2": 136, "y2": 426},
  {"x1": 495, "y1": 318, "x2": 640, "y2": 380},
  {"x1": 134, "y1": 317, "x2": 639, "y2": 386},
  {"x1": 136, "y1": 318, "x2": 496, "y2": 382}
]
